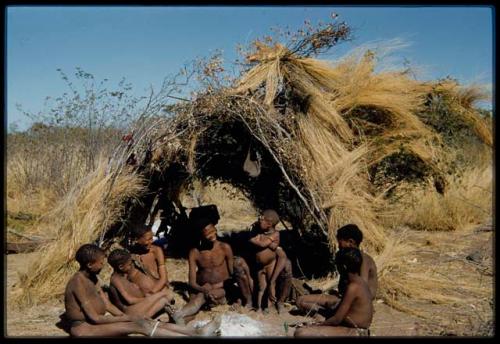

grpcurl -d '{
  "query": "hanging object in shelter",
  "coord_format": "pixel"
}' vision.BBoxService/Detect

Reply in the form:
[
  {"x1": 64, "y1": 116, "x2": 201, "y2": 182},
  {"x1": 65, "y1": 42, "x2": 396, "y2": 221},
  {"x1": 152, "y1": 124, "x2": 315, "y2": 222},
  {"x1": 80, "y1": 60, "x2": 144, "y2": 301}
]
[{"x1": 243, "y1": 146, "x2": 262, "y2": 177}]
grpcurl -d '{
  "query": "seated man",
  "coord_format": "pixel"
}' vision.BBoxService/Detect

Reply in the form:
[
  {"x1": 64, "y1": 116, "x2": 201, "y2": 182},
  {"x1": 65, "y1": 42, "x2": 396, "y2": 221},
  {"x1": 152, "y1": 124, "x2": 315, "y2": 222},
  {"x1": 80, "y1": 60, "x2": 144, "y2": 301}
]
[
  {"x1": 61, "y1": 244, "x2": 221, "y2": 337},
  {"x1": 107, "y1": 248, "x2": 175, "y2": 319},
  {"x1": 172, "y1": 218, "x2": 253, "y2": 324},
  {"x1": 294, "y1": 247, "x2": 373, "y2": 337},
  {"x1": 127, "y1": 224, "x2": 171, "y2": 295},
  {"x1": 248, "y1": 209, "x2": 291, "y2": 313},
  {"x1": 296, "y1": 223, "x2": 378, "y2": 320}
]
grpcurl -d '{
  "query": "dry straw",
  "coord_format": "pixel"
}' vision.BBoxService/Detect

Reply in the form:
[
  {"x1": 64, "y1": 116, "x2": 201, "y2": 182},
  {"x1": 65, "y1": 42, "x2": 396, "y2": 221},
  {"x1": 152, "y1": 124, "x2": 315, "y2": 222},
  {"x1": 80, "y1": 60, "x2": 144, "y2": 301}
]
[{"x1": 13, "y1": 159, "x2": 146, "y2": 306}]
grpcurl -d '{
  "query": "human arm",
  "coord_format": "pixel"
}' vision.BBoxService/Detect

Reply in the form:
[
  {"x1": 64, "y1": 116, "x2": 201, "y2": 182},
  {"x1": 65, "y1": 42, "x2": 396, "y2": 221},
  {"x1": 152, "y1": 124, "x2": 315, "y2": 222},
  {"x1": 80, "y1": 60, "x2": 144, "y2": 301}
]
[
  {"x1": 249, "y1": 234, "x2": 274, "y2": 248},
  {"x1": 74, "y1": 280, "x2": 131, "y2": 324},
  {"x1": 98, "y1": 286, "x2": 125, "y2": 316},
  {"x1": 321, "y1": 284, "x2": 357, "y2": 326},
  {"x1": 267, "y1": 232, "x2": 280, "y2": 251},
  {"x1": 222, "y1": 243, "x2": 234, "y2": 276},
  {"x1": 152, "y1": 246, "x2": 169, "y2": 292}
]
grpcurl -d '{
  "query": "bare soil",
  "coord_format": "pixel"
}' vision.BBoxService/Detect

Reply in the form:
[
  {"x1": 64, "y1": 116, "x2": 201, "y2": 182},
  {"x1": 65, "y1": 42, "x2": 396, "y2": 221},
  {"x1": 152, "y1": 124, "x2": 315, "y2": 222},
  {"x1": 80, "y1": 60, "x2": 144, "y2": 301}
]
[{"x1": 5, "y1": 222, "x2": 493, "y2": 337}]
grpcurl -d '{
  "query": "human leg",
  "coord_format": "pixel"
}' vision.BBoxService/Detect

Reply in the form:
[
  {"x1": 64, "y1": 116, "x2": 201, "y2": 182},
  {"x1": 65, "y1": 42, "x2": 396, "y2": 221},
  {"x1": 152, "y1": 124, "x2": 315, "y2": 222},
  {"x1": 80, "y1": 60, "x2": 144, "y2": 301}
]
[
  {"x1": 233, "y1": 257, "x2": 253, "y2": 308},
  {"x1": 268, "y1": 247, "x2": 287, "y2": 303},
  {"x1": 123, "y1": 293, "x2": 170, "y2": 318},
  {"x1": 256, "y1": 269, "x2": 268, "y2": 311},
  {"x1": 69, "y1": 320, "x2": 181, "y2": 337},
  {"x1": 294, "y1": 325, "x2": 364, "y2": 337},
  {"x1": 276, "y1": 258, "x2": 292, "y2": 313},
  {"x1": 295, "y1": 294, "x2": 340, "y2": 317},
  {"x1": 172, "y1": 292, "x2": 206, "y2": 325}
]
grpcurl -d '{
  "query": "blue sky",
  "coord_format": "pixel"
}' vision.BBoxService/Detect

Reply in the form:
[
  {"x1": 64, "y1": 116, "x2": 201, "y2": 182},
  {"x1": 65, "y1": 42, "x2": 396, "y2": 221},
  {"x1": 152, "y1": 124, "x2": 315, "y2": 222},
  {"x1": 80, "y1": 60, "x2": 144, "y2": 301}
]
[{"x1": 6, "y1": 6, "x2": 494, "y2": 131}]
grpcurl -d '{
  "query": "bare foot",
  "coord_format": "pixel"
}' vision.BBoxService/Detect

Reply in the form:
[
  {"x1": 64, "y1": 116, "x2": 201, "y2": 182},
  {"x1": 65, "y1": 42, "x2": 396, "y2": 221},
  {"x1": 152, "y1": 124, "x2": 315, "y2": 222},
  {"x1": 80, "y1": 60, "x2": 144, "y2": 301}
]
[
  {"x1": 172, "y1": 312, "x2": 185, "y2": 326},
  {"x1": 312, "y1": 313, "x2": 325, "y2": 322},
  {"x1": 196, "y1": 316, "x2": 222, "y2": 337},
  {"x1": 134, "y1": 318, "x2": 161, "y2": 337},
  {"x1": 164, "y1": 304, "x2": 176, "y2": 318}
]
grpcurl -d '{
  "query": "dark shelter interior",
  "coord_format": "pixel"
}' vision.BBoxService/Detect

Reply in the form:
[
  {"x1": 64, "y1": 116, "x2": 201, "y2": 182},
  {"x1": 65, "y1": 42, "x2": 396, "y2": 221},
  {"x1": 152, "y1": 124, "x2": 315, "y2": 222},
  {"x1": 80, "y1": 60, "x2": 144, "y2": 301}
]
[{"x1": 103, "y1": 118, "x2": 336, "y2": 279}]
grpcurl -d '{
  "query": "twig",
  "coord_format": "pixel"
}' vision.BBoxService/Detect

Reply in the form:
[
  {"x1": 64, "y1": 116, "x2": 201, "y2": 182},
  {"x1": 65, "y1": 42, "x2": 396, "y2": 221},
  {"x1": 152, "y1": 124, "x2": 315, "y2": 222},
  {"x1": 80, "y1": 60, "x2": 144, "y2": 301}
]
[
  {"x1": 7, "y1": 228, "x2": 45, "y2": 242},
  {"x1": 233, "y1": 106, "x2": 328, "y2": 237},
  {"x1": 166, "y1": 95, "x2": 190, "y2": 102}
]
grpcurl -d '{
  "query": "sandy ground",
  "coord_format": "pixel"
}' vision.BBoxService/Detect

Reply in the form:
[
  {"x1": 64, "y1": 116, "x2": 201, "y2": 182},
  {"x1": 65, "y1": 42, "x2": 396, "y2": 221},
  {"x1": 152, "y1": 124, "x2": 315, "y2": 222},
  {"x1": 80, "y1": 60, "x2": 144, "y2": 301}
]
[{"x1": 5, "y1": 222, "x2": 493, "y2": 337}]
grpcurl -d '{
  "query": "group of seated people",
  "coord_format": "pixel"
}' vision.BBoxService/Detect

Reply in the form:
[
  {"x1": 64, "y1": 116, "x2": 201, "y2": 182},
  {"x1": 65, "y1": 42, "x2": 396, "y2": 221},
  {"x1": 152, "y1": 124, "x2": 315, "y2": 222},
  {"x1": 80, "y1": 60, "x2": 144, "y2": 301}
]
[{"x1": 61, "y1": 209, "x2": 377, "y2": 337}]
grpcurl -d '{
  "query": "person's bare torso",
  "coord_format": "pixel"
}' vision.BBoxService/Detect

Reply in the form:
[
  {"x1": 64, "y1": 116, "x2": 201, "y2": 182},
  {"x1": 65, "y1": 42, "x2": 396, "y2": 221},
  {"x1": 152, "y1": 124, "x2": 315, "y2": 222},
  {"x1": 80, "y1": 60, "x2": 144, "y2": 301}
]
[
  {"x1": 254, "y1": 232, "x2": 279, "y2": 266},
  {"x1": 112, "y1": 273, "x2": 145, "y2": 305},
  {"x1": 342, "y1": 279, "x2": 373, "y2": 329},
  {"x1": 64, "y1": 272, "x2": 106, "y2": 322},
  {"x1": 135, "y1": 247, "x2": 161, "y2": 279},
  {"x1": 195, "y1": 241, "x2": 230, "y2": 286},
  {"x1": 128, "y1": 268, "x2": 157, "y2": 294}
]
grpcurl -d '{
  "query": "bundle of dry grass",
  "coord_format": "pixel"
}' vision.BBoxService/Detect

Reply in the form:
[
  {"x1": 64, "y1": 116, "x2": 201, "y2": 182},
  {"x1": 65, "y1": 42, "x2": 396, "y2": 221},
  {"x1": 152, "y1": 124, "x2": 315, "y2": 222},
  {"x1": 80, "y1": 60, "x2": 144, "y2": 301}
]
[
  {"x1": 382, "y1": 164, "x2": 492, "y2": 232},
  {"x1": 430, "y1": 81, "x2": 492, "y2": 147},
  {"x1": 12, "y1": 159, "x2": 146, "y2": 306}
]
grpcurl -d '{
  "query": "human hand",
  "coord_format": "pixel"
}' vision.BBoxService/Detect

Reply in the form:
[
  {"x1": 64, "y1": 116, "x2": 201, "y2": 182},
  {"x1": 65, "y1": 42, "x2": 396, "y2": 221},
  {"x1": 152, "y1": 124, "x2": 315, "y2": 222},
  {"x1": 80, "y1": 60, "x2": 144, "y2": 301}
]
[{"x1": 201, "y1": 283, "x2": 212, "y2": 293}]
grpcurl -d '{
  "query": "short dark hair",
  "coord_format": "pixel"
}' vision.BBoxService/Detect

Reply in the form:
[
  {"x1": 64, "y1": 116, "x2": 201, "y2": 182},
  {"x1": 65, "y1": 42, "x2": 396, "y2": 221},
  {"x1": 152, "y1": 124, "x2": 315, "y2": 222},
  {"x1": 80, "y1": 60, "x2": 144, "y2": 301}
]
[
  {"x1": 335, "y1": 247, "x2": 363, "y2": 274},
  {"x1": 336, "y1": 224, "x2": 363, "y2": 245},
  {"x1": 194, "y1": 217, "x2": 214, "y2": 233},
  {"x1": 262, "y1": 209, "x2": 280, "y2": 226},
  {"x1": 108, "y1": 249, "x2": 131, "y2": 270},
  {"x1": 75, "y1": 244, "x2": 104, "y2": 268},
  {"x1": 130, "y1": 224, "x2": 153, "y2": 239}
]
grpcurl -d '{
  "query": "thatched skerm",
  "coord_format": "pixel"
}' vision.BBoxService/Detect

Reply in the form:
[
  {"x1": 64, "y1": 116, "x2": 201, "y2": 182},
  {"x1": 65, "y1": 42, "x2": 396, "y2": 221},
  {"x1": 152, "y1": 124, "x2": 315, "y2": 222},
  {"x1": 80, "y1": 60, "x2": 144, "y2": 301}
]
[
  {"x1": 108, "y1": 32, "x2": 490, "y2": 270},
  {"x1": 15, "y1": 21, "x2": 492, "y2": 305}
]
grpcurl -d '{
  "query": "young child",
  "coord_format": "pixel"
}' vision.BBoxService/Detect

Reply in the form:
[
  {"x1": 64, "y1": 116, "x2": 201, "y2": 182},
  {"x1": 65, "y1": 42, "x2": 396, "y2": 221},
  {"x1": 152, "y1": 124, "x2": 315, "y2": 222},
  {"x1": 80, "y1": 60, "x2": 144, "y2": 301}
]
[
  {"x1": 107, "y1": 248, "x2": 175, "y2": 319},
  {"x1": 249, "y1": 209, "x2": 290, "y2": 312},
  {"x1": 296, "y1": 223, "x2": 378, "y2": 321},
  {"x1": 128, "y1": 224, "x2": 170, "y2": 294},
  {"x1": 294, "y1": 247, "x2": 373, "y2": 337},
  {"x1": 61, "y1": 244, "x2": 220, "y2": 337}
]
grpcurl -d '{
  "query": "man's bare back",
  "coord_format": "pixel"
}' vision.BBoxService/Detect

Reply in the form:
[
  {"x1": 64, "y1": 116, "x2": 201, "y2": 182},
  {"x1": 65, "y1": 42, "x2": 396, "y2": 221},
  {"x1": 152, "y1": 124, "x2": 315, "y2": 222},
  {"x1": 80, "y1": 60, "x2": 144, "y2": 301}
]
[{"x1": 361, "y1": 251, "x2": 377, "y2": 299}]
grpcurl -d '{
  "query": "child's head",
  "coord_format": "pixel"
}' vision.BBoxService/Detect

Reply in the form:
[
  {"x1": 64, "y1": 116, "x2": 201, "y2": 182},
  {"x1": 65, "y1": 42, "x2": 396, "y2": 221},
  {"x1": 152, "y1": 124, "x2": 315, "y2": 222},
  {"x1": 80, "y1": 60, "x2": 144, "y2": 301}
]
[
  {"x1": 258, "y1": 209, "x2": 279, "y2": 231},
  {"x1": 335, "y1": 247, "x2": 363, "y2": 275},
  {"x1": 336, "y1": 224, "x2": 363, "y2": 248},
  {"x1": 75, "y1": 244, "x2": 105, "y2": 273},
  {"x1": 130, "y1": 224, "x2": 154, "y2": 249},
  {"x1": 108, "y1": 249, "x2": 133, "y2": 273},
  {"x1": 195, "y1": 218, "x2": 217, "y2": 243}
]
